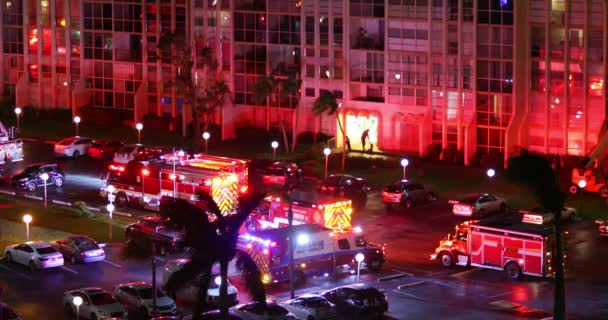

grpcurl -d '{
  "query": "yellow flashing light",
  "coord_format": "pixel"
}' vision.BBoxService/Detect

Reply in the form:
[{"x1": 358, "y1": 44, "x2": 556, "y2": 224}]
[{"x1": 262, "y1": 274, "x2": 271, "y2": 283}]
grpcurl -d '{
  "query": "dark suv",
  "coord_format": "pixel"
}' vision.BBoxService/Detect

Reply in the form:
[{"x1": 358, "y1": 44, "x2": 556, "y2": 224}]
[
  {"x1": 318, "y1": 174, "x2": 370, "y2": 209},
  {"x1": 381, "y1": 179, "x2": 435, "y2": 211},
  {"x1": 261, "y1": 161, "x2": 303, "y2": 187},
  {"x1": 11, "y1": 163, "x2": 65, "y2": 192},
  {"x1": 125, "y1": 216, "x2": 185, "y2": 255}
]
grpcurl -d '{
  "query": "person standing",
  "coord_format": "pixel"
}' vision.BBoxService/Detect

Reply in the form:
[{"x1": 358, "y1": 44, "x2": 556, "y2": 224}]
[
  {"x1": 345, "y1": 136, "x2": 352, "y2": 152},
  {"x1": 361, "y1": 129, "x2": 369, "y2": 151}
]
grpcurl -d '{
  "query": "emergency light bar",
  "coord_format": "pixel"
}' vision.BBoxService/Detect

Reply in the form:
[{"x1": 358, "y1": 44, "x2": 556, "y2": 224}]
[{"x1": 522, "y1": 213, "x2": 544, "y2": 225}]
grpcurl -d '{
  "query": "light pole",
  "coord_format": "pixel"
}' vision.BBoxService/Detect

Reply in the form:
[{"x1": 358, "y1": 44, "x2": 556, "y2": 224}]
[
  {"x1": 202, "y1": 132, "x2": 210, "y2": 154},
  {"x1": 486, "y1": 168, "x2": 496, "y2": 192},
  {"x1": 14, "y1": 107, "x2": 22, "y2": 133},
  {"x1": 136, "y1": 123, "x2": 143, "y2": 144},
  {"x1": 40, "y1": 173, "x2": 49, "y2": 208},
  {"x1": 578, "y1": 180, "x2": 587, "y2": 216},
  {"x1": 323, "y1": 147, "x2": 331, "y2": 179},
  {"x1": 400, "y1": 158, "x2": 409, "y2": 179},
  {"x1": 22, "y1": 214, "x2": 32, "y2": 241},
  {"x1": 271, "y1": 141, "x2": 279, "y2": 161},
  {"x1": 355, "y1": 253, "x2": 365, "y2": 284},
  {"x1": 73, "y1": 116, "x2": 81, "y2": 137},
  {"x1": 141, "y1": 168, "x2": 150, "y2": 205},
  {"x1": 73, "y1": 296, "x2": 83, "y2": 320},
  {"x1": 106, "y1": 203, "x2": 115, "y2": 242}
]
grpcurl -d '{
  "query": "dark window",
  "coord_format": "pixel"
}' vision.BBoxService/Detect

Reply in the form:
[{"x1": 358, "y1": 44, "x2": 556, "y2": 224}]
[{"x1": 338, "y1": 239, "x2": 350, "y2": 250}]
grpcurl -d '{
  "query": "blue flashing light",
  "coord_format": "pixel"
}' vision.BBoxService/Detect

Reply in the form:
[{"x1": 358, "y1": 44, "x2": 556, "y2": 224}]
[{"x1": 499, "y1": 0, "x2": 509, "y2": 8}]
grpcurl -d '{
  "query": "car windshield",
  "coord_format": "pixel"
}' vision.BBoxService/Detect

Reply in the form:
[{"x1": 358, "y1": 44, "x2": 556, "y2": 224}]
[
  {"x1": 90, "y1": 292, "x2": 116, "y2": 305},
  {"x1": 119, "y1": 146, "x2": 135, "y2": 154},
  {"x1": 138, "y1": 287, "x2": 166, "y2": 299},
  {"x1": 36, "y1": 246, "x2": 57, "y2": 255},
  {"x1": 74, "y1": 238, "x2": 99, "y2": 250},
  {"x1": 384, "y1": 183, "x2": 402, "y2": 192},
  {"x1": 265, "y1": 168, "x2": 285, "y2": 176},
  {"x1": 58, "y1": 138, "x2": 77, "y2": 145},
  {"x1": 460, "y1": 195, "x2": 481, "y2": 205},
  {"x1": 300, "y1": 297, "x2": 330, "y2": 308},
  {"x1": 23, "y1": 165, "x2": 41, "y2": 174}
]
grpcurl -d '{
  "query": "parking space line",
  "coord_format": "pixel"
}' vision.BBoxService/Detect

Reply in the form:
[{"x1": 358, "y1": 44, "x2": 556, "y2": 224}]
[
  {"x1": 0, "y1": 264, "x2": 33, "y2": 280},
  {"x1": 103, "y1": 260, "x2": 122, "y2": 268},
  {"x1": 61, "y1": 266, "x2": 79, "y2": 274},
  {"x1": 391, "y1": 289, "x2": 424, "y2": 301},
  {"x1": 487, "y1": 291, "x2": 513, "y2": 299}
]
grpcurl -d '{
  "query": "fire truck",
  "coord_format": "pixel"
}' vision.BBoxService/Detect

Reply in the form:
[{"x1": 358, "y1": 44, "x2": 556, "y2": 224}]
[
  {"x1": 162, "y1": 153, "x2": 249, "y2": 189},
  {"x1": 0, "y1": 121, "x2": 24, "y2": 165},
  {"x1": 430, "y1": 215, "x2": 566, "y2": 280},
  {"x1": 245, "y1": 191, "x2": 353, "y2": 233},
  {"x1": 237, "y1": 224, "x2": 385, "y2": 284},
  {"x1": 100, "y1": 157, "x2": 243, "y2": 214}
]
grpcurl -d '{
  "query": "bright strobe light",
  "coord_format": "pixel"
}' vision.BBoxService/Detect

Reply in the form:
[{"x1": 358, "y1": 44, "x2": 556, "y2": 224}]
[
  {"x1": 297, "y1": 234, "x2": 310, "y2": 245},
  {"x1": 214, "y1": 275, "x2": 222, "y2": 286}
]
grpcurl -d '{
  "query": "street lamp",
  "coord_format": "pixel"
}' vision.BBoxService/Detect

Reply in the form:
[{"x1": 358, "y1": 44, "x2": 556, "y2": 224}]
[
  {"x1": 14, "y1": 107, "x2": 22, "y2": 133},
  {"x1": 578, "y1": 180, "x2": 587, "y2": 190},
  {"x1": 106, "y1": 203, "x2": 115, "y2": 242},
  {"x1": 202, "y1": 132, "x2": 210, "y2": 154},
  {"x1": 73, "y1": 116, "x2": 81, "y2": 137},
  {"x1": 73, "y1": 296, "x2": 83, "y2": 320},
  {"x1": 400, "y1": 158, "x2": 409, "y2": 179},
  {"x1": 136, "y1": 123, "x2": 143, "y2": 144},
  {"x1": 271, "y1": 141, "x2": 279, "y2": 161},
  {"x1": 22, "y1": 214, "x2": 32, "y2": 241},
  {"x1": 578, "y1": 179, "x2": 587, "y2": 216},
  {"x1": 323, "y1": 147, "x2": 331, "y2": 179},
  {"x1": 40, "y1": 173, "x2": 49, "y2": 208},
  {"x1": 355, "y1": 253, "x2": 365, "y2": 284},
  {"x1": 486, "y1": 168, "x2": 496, "y2": 178}
]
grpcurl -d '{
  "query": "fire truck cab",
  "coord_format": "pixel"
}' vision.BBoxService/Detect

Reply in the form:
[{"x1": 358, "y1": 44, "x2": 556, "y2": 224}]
[
  {"x1": 246, "y1": 191, "x2": 353, "y2": 233},
  {"x1": 431, "y1": 215, "x2": 563, "y2": 280},
  {"x1": 238, "y1": 224, "x2": 385, "y2": 284}
]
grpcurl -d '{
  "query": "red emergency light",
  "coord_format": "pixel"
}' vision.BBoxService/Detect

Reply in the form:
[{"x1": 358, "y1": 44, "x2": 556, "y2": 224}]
[
  {"x1": 142, "y1": 168, "x2": 150, "y2": 176},
  {"x1": 109, "y1": 164, "x2": 125, "y2": 172}
]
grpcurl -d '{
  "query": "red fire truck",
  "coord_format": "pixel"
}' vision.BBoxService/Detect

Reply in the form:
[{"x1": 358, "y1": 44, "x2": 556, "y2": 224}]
[
  {"x1": 245, "y1": 191, "x2": 354, "y2": 233},
  {"x1": 100, "y1": 158, "x2": 242, "y2": 214},
  {"x1": 161, "y1": 153, "x2": 250, "y2": 191},
  {"x1": 237, "y1": 224, "x2": 385, "y2": 284},
  {"x1": 430, "y1": 215, "x2": 566, "y2": 280}
]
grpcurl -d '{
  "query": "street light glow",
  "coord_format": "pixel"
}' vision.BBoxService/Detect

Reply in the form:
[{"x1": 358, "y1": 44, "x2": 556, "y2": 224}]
[
  {"x1": 486, "y1": 168, "x2": 496, "y2": 178},
  {"x1": 73, "y1": 116, "x2": 81, "y2": 123},
  {"x1": 400, "y1": 158, "x2": 409, "y2": 168},
  {"x1": 178, "y1": 150, "x2": 185, "y2": 157},
  {"x1": 106, "y1": 203, "x2": 115, "y2": 213},
  {"x1": 323, "y1": 147, "x2": 331, "y2": 156},
  {"x1": 271, "y1": 141, "x2": 279, "y2": 149},
  {"x1": 136, "y1": 123, "x2": 143, "y2": 130},
  {"x1": 22, "y1": 214, "x2": 32, "y2": 224},
  {"x1": 214, "y1": 275, "x2": 222, "y2": 286},
  {"x1": 40, "y1": 173, "x2": 49, "y2": 181},
  {"x1": 73, "y1": 296, "x2": 83, "y2": 306},
  {"x1": 202, "y1": 132, "x2": 210, "y2": 140},
  {"x1": 14, "y1": 107, "x2": 21, "y2": 115},
  {"x1": 578, "y1": 180, "x2": 587, "y2": 189},
  {"x1": 107, "y1": 185, "x2": 115, "y2": 193},
  {"x1": 297, "y1": 234, "x2": 310, "y2": 245},
  {"x1": 355, "y1": 253, "x2": 365, "y2": 263}
]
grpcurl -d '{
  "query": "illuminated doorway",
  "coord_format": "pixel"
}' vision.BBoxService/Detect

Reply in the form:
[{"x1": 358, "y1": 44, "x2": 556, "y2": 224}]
[{"x1": 345, "y1": 114, "x2": 379, "y2": 152}]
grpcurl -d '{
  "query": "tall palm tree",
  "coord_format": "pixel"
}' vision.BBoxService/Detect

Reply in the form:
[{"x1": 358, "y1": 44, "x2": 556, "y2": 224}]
[
  {"x1": 253, "y1": 74, "x2": 290, "y2": 153},
  {"x1": 507, "y1": 151, "x2": 566, "y2": 320},
  {"x1": 313, "y1": 90, "x2": 346, "y2": 171},
  {"x1": 160, "y1": 192, "x2": 267, "y2": 320},
  {"x1": 199, "y1": 73, "x2": 233, "y2": 133},
  {"x1": 280, "y1": 75, "x2": 303, "y2": 152}
]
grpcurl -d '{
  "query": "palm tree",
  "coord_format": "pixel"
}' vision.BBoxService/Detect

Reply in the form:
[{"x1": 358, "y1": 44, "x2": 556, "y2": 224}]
[
  {"x1": 160, "y1": 192, "x2": 267, "y2": 320},
  {"x1": 199, "y1": 73, "x2": 233, "y2": 133},
  {"x1": 253, "y1": 74, "x2": 290, "y2": 153},
  {"x1": 280, "y1": 75, "x2": 303, "y2": 152},
  {"x1": 313, "y1": 90, "x2": 346, "y2": 171},
  {"x1": 507, "y1": 151, "x2": 566, "y2": 320}
]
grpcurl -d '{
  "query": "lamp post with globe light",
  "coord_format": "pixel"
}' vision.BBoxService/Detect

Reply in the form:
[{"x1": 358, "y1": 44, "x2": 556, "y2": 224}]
[
  {"x1": 136, "y1": 123, "x2": 143, "y2": 144},
  {"x1": 486, "y1": 168, "x2": 496, "y2": 192},
  {"x1": 22, "y1": 214, "x2": 32, "y2": 241},
  {"x1": 14, "y1": 107, "x2": 22, "y2": 133},
  {"x1": 355, "y1": 253, "x2": 365, "y2": 284},
  {"x1": 578, "y1": 180, "x2": 587, "y2": 216},
  {"x1": 40, "y1": 173, "x2": 49, "y2": 208},
  {"x1": 400, "y1": 158, "x2": 409, "y2": 179},
  {"x1": 73, "y1": 296, "x2": 83, "y2": 320},
  {"x1": 323, "y1": 148, "x2": 331, "y2": 179},
  {"x1": 73, "y1": 116, "x2": 81, "y2": 136},
  {"x1": 106, "y1": 203, "x2": 114, "y2": 241},
  {"x1": 202, "y1": 132, "x2": 210, "y2": 153},
  {"x1": 271, "y1": 141, "x2": 279, "y2": 161}
]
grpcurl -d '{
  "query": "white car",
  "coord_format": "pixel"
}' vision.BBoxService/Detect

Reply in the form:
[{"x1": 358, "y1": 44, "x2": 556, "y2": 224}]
[
  {"x1": 4, "y1": 241, "x2": 64, "y2": 270},
  {"x1": 113, "y1": 145, "x2": 148, "y2": 164},
  {"x1": 113, "y1": 282, "x2": 177, "y2": 317},
  {"x1": 230, "y1": 301, "x2": 297, "y2": 320},
  {"x1": 520, "y1": 206, "x2": 577, "y2": 224},
  {"x1": 281, "y1": 294, "x2": 337, "y2": 320},
  {"x1": 54, "y1": 137, "x2": 93, "y2": 158},
  {"x1": 63, "y1": 288, "x2": 127, "y2": 320},
  {"x1": 162, "y1": 258, "x2": 238, "y2": 307},
  {"x1": 451, "y1": 193, "x2": 505, "y2": 218}
]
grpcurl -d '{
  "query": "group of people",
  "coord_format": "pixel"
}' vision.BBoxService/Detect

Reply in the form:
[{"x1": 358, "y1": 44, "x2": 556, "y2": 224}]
[{"x1": 344, "y1": 129, "x2": 374, "y2": 153}]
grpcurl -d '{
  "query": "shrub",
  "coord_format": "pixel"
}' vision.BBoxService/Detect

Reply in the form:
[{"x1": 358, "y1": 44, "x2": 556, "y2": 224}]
[
  {"x1": 296, "y1": 131, "x2": 334, "y2": 145},
  {"x1": 425, "y1": 144, "x2": 442, "y2": 161},
  {"x1": 79, "y1": 106, "x2": 131, "y2": 126},
  {"x1": 73, "y1": 201, "x2": 95, "y2": 218}
]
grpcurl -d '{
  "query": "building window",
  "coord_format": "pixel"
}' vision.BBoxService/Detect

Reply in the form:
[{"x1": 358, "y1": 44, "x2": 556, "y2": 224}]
[
  {"x1": 2, "y1": 28, "x2": 23, "y2": 54},
  {"x1": 83, "y1": 3, "x2": 112, "y2": 31},
  {"x1": 234, "y1": 13, "x2": 267, "y2": 43},
  {"x1": 268, "y1": 15, "x2": 300, "y2": 45},
  {"x1": 350, "y1": 0, "x2": 384, "y2": 18},
  {"x1": 477, "y1": 0, "x2": 513, "y2": 25},
  {"x1": 388, "y1": 0, "x2": 428, "y2": 20},
  {"x1": 83, "y1": 32, "x2": 113, "y2": 60},
  {"x1": 233, "y1": 44, "x2": 266, "y2": 75},
  {"x1": 114, "y1": 4, "x2": 142, "y2": 32}
]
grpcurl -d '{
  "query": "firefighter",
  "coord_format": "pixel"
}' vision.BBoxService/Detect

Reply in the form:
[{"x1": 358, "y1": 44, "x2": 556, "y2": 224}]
[{"x1": 361, "y1": 129, "x2": 369, "y2": 151}]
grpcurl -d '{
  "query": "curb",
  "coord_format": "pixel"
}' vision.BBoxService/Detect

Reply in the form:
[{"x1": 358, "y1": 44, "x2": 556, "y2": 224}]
[
  {"x1": 397, "y1": 281, "x2": 426, "y2": 289},
  {"x1": 85, "y1": 206, "x2": 101, "y2": 212},
  {"x1": 52, "y1": 200, "x2": 72, "y2": 206},
  {"x1": 23, "y1": 194, "x2": 43, "y2": 201},
  {"x1": 0, "y1": 190, "x2": 17, "y2": 196},
  {"x1": 113, "y1": 211, "x2": 132, "y2": 218}
]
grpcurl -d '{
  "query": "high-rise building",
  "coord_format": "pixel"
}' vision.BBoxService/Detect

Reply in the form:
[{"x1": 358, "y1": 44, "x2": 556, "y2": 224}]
[{"x1": 0, "y1": 0, "x2": 606, "y2": 166}]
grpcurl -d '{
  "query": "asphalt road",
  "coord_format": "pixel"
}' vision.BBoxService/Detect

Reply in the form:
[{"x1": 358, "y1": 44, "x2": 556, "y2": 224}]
[{"x1": 0, "y1": 140, "x2": 607, "y2": 319}]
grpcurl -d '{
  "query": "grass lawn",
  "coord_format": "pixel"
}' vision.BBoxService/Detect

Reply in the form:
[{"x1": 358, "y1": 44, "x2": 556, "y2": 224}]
[
  {"x1": 0, "y1": 217, "x2": 71, "y2": 251},
  {"x1": 0, "y1": 195, "x2": 128, "y2": 244}
]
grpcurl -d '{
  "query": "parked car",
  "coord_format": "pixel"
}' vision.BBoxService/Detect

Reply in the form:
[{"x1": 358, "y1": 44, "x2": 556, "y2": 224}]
[
  {"x1": 87, "y1": 140, "x2": 124, "y2": 160},
  {"x1": 381, "y1": 180, "x2": 436, "y2": 211},
  {"x1": 54, "y1": 137, "x2": 93, "y2": 158},
  {"x1": 50, "y1": 235, "x2": 105, "y2": 264},
  {"x1": 598, "y1": 220, "x2": 608, "y2": 237},
  {"x1": 10, "y1": 163, "x2": 64, "y2": 192},
  {"x1": 63, "y1": 288, "x2": 128, "y2": 320},
  {"x1": 162, "y1": 258, "x2": 238, "y2": 307},
  {"x1": 0, "y1": 302, "x2": 21, "y2": 320},
  {"x1": 113, "y1": 282, "x2": 177, "y2": 318},
  {"x1": 125, "y1": 216, "x2": 185, "y2": 255},
  {"x1": 451, "y1": 193, "x2": 506, "y2": 218},
  {"x1": 321, "y1": 284, "x2": 388, "y2": 320},
  {"x1": 281, "y1": 294, "x2": 337, "y2": 320},
  {"x1": 113, "y1": 144, "x2": 149, "y2": 164},
  {"x1": 230, "y1": 301, "x2": 296, "y2": 320},
  {"x1": 182, "y1": 310, "x2": 244, "y2": 320},
  {"x1": 519, "y1": 206, "x2": 577, "y2": 223},
  {"x1": 319, "y1": 174, "x2": 370, "y2": 209},
  {"x1": 4, "y1": 241, "x2": 64, "y2": 270},
  {"x1": 261, "y1": 162, "x2": 303, "y2": 187}
]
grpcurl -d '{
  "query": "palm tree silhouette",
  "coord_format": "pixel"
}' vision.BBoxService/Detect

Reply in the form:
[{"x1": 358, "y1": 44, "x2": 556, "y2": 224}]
[
  {"x1": 160, "y1": 191, "x2": 267, "y2": 320},
  {"x1": 313, "y1": 90, "x2": 346, "y2": 171}
]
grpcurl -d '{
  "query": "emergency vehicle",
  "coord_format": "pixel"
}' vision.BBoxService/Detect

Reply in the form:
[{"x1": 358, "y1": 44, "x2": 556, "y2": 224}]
[
  {"x1": 162, "y1": 153, "x2": 249, "y2": 189},
  {"x1": 0, "y1": 121, "x2": 24, "y2": 165},
  {"x1": 246, "y1": 191, "x2": 353, "y2": 232},
  {"x1": 100, "y1": 157, "x2": 242, "y2": 214},
  {"x1": 430, "y1": 214, "x2": 566, "y2": 280},
  {"x1": 237, "y1": 224, "x2": 385, "y2": 284}
]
